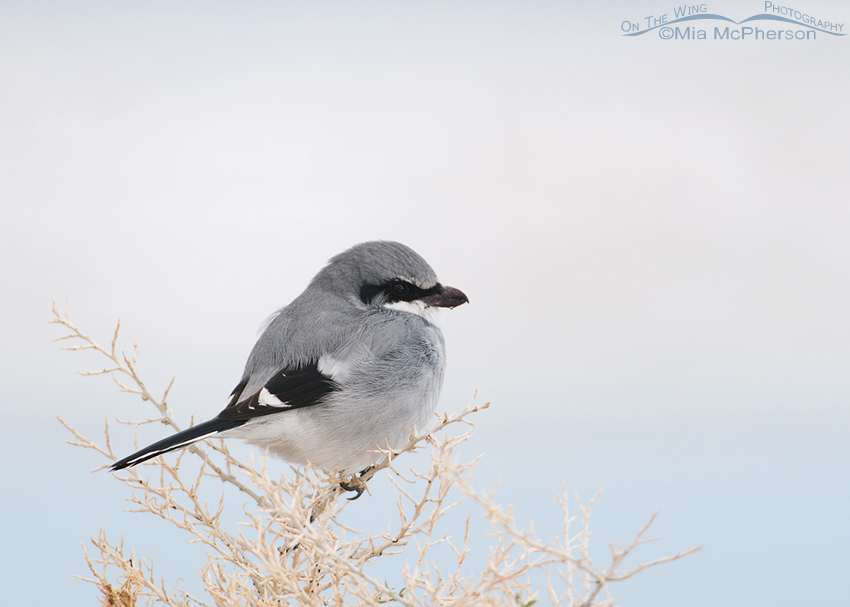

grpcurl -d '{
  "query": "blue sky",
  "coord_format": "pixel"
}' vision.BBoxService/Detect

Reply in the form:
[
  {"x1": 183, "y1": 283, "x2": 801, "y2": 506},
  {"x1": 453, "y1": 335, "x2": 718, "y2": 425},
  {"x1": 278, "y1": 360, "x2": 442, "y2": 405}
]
[{"x1": 1, "y1": 1, "x2": 848, "y2": 605}]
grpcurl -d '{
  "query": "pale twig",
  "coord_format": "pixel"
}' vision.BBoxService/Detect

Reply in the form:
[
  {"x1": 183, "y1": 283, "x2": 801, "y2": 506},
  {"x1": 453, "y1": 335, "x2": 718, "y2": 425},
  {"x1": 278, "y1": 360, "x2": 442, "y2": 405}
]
[
  {"x1": 51, "y1": 300, "x2": 263, "y2": 504},
  {"x1": 53, "y1": 302, "x2": 699, "y2": 607}
]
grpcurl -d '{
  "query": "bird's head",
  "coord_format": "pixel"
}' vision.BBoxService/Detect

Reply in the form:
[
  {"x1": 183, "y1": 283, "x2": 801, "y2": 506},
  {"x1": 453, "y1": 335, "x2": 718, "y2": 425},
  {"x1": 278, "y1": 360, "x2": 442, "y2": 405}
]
[{"x1": 313, "y1": 241, "x2": 469, "y2": 318}]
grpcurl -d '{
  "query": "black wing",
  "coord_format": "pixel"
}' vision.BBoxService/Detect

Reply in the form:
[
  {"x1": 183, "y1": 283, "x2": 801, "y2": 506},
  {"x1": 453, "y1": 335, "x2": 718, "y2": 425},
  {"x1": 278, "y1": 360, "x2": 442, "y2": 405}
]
[
  {"x1": 110, "y1": 362, "x2": 339, "y2": 470},
  {"x1": 217, "y1": 361, "x2": 341, "y2": 421}
]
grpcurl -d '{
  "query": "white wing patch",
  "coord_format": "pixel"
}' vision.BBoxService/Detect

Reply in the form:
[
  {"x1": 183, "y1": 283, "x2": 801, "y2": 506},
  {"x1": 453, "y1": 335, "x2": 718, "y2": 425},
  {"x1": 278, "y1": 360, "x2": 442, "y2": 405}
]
[{"x1": 258, "y1": 387, "x2": 289, "y2": 408}]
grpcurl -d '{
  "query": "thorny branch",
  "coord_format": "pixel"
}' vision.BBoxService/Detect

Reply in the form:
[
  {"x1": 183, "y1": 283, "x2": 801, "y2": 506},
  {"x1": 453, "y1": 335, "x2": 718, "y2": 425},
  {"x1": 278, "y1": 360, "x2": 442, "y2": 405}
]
[
  {"x1": 51, "y1": 300, "x2": 263, "y2": 504},
  {"x1": 53, "y1": 301, "x2": 700, "y2": 607}
]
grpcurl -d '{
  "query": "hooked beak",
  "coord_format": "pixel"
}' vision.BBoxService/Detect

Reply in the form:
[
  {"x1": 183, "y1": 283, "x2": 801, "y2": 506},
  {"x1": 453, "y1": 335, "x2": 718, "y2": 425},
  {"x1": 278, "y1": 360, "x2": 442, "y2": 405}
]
[{"x1": 422, "y1": 285, "x2": 469, "y2": 309}]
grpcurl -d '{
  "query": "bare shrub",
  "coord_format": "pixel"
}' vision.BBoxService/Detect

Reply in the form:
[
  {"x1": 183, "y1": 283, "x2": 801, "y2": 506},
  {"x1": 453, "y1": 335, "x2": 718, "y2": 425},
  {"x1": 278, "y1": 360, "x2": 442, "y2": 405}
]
[{"x1": 52, "y1": 301, "x2": 699, "y2": 607}]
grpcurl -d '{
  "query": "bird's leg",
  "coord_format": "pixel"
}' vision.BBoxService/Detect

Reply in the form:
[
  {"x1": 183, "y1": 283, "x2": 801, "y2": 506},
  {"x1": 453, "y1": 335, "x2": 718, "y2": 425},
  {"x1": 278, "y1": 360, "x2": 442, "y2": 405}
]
[
  {"x1": 339, "y1": 477, "x2": 366, "y2": 500},
  {"x1": 338, "y1": 466, "x2": 375, "y2": 500}
]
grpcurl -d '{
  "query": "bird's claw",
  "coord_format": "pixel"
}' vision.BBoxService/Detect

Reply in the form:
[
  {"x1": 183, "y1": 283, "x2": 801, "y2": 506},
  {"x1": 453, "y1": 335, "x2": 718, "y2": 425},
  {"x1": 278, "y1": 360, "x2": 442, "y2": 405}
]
[
  {"x1": 339, "y1": 466, "x2": 375, "y2": 500},
  {"x1": 339, "y1": 479, "x2": 366, "y2": 500}
]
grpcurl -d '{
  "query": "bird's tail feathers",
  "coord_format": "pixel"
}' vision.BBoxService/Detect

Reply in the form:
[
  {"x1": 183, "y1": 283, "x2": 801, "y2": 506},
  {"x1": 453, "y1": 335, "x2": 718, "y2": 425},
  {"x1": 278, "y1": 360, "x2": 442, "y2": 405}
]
[{"x1": 110, "y1": 418, "x2": 246, "y2": 470}]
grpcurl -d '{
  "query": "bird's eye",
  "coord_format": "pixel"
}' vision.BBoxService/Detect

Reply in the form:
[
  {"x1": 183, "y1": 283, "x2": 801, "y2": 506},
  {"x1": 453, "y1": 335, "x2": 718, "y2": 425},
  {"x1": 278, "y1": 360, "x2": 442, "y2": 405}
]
[{"x1": 392, "y1": 282, "x2": 409, "y2": 296}]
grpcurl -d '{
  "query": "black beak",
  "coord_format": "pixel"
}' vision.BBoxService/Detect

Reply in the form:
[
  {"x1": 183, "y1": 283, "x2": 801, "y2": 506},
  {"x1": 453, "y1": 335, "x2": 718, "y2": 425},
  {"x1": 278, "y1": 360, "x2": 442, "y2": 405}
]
[{"x1": 422, "y1": 285, "x2": 469, "y2": 309}]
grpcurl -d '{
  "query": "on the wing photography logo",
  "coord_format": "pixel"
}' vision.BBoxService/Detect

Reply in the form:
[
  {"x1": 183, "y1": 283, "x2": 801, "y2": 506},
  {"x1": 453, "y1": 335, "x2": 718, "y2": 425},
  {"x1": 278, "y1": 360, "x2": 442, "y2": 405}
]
[{"x1": 621, "y1": 2, "x2": 845, "y2": 40}]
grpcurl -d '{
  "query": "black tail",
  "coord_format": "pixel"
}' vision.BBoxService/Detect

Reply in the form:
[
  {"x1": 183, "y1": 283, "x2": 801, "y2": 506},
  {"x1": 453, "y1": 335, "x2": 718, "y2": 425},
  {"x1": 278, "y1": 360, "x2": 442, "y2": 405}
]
[{"x1": 110, "y1": 417, "x2": 247, "y2": 470}]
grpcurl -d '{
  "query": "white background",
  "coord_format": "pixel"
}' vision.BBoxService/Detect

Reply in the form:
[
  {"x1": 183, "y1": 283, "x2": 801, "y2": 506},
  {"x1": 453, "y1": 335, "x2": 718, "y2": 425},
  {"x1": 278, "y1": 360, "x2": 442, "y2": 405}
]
[{"x1": 2, "y1": 1, "x2": 848, "y2": 605}]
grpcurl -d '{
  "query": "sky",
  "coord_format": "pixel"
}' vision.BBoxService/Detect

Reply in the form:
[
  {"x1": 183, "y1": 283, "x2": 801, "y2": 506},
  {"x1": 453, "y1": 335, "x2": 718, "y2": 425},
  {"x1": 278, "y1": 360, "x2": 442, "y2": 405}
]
[{"x1": 1, "y1": 1, "x2": 849, "y2": 605}]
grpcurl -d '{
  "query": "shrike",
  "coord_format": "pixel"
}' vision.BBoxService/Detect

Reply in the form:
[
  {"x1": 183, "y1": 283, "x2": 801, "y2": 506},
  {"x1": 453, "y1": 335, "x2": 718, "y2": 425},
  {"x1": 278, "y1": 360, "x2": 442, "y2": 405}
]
[{"x1": 111, "y1": 241, "x2": 468, "y2": 476}]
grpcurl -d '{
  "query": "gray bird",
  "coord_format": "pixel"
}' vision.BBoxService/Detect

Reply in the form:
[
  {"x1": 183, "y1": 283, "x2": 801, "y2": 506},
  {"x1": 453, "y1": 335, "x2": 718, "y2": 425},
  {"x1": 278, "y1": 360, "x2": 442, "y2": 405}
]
[{"x1": 111, "y1": 241, "x2": 468, "y2": 478}]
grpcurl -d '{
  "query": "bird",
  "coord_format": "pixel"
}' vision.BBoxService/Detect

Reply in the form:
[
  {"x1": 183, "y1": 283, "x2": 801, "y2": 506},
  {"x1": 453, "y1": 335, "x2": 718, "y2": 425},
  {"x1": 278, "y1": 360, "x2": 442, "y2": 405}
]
[{"x1": 110, "y1": 241, "x2": 468, "y2": 480}]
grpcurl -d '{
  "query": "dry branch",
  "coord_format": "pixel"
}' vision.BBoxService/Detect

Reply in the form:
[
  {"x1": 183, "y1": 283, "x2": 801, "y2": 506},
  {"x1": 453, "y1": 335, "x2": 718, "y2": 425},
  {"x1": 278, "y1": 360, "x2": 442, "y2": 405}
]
[{"x1": 52, "y1": 301, "x2": 699, "y2": 607}]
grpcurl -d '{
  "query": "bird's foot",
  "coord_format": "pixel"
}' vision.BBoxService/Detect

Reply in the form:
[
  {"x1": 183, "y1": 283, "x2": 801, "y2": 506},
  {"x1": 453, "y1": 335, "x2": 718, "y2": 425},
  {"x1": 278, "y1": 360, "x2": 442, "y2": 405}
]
[
  {"x1": 357, "y1": 465, "x2": 376, "y2": 482},
  {"x1": 339, "y1": 478, "x2": 366, "y2": 500},
  {"x1": 339, "y1": 467, "x2": 375, "y2": 500}
]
